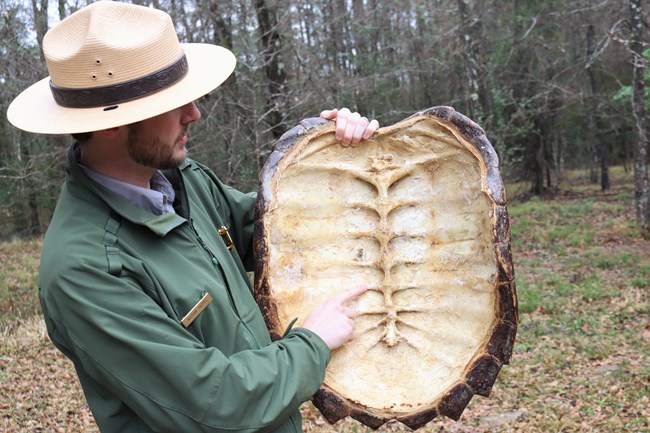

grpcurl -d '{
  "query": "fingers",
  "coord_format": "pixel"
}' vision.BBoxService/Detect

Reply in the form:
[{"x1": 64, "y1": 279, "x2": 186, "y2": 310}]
[
  {"x1": 363, "y1": 119, "x2": 380, "y2": 139},
  {"x1": 350, "y1": 114, "x2": 368, "y2": 144},
  {"x1": 322, "y1": 107, "x2": 379, "y2": 146},
  {"x1": 342, "y1": 111, "x2": 364, "y2": 146},
  {"x1": 301, "y1": 285, "x2": 367, "y2": 350},
  {"x1": 342, "y1": 306, "x2": 356, "y2": 319},
  {"x1": 334, "y1": 285, "x2": 368, "y2": 303},
  {"x1": 335, "y1": 107, "x2": 353, "y2": 144}
]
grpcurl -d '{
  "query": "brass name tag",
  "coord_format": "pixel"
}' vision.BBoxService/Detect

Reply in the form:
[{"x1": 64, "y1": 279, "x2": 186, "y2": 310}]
[{"x1": 181, "y1": 292, "x2": 213, "y2": 327}]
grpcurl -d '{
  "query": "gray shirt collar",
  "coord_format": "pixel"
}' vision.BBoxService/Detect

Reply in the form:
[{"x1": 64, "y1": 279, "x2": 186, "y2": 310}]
[{"x1": 80, "y1": 166, "x2": 176, "y2": 216}]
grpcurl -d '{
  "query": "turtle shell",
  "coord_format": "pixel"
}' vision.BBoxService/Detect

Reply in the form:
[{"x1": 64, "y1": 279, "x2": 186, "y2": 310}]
[{"x1": 253, "y1": 106, "x2": 517, "y2": 429}]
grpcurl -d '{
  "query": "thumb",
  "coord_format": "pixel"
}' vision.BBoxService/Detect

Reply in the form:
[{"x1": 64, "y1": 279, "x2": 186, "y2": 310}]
[{"x1": 320, "y1": 108, "x2": 338, "y2": 120}]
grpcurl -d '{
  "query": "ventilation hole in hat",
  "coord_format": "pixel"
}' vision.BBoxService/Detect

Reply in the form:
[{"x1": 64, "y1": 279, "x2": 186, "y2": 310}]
[
  {"x1": 103, "y1": 106, "x2": 119, "y2": 112},
  {"x1": 108, "y1": 71, "x2": 113, "y2": 76},
  {"x1": 91, "y1": 74, "x2": 97, "y2": 79},
  {"x1": 96, "y1": 59, "x2": 101, "y2": 64}
]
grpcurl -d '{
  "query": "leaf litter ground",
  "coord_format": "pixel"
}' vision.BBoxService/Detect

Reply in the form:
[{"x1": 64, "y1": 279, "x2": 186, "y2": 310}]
[{"x1": 1, "y1": 168, "x2": 648, "y2": 432}]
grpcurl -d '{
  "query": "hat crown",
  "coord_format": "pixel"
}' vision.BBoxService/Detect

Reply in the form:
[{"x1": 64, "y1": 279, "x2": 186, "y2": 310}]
[
  {"x1": 7, "y1": 1, "x2": 237, "y2": 134},
  {"x1": 44, "y1": 1, "x2": 183, "y2": 90}
]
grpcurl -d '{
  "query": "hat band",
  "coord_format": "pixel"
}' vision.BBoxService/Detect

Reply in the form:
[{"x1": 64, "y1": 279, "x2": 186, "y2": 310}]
[{"x1": 49, "y1": 54, "x2": 188, "y2": 108}]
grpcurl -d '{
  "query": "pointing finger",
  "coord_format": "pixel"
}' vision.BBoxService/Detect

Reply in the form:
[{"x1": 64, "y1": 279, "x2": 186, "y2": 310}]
[{"x1": 335, "y1": 285, "x2": 368, "y2": 303}]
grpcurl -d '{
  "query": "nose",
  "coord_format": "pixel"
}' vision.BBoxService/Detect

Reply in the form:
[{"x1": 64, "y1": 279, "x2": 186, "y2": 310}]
[{"x1": 181, "y1": 101, "x2": 201, "y2": 124}]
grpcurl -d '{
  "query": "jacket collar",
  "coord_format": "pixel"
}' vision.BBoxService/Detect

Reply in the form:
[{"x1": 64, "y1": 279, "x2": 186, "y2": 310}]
[{"x1": 66, "y1": 144, "x2": 187, "y2": 236}]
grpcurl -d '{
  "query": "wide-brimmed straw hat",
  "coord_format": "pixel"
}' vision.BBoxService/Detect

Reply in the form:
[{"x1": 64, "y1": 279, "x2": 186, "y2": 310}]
[{"x1": 7, "y1": 1, "x2": 236, "y2": 134}]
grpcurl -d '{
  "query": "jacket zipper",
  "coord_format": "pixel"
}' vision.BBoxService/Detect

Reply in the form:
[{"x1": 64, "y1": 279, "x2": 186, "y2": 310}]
[
  {"x1": 178, "y1": 172, "x2": 261, "y2": 348},
  {"x1": 187, "y1": 218, "x2": 238, "y2": 309},
  {"x1": 289, "y1": 414, "x2": 299, "y2": 433}
]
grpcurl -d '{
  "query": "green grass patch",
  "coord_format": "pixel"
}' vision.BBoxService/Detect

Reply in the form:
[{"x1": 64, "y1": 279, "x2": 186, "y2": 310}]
[
  {"x1": 517, "y1": 281, "x2": 544, "y2": 314},
  {"x1": 629, "y1": 276, "x2": 649, "y2": 289},
  {"x1": 496, "y1": 172, "x2": 649, "y2": 432}
]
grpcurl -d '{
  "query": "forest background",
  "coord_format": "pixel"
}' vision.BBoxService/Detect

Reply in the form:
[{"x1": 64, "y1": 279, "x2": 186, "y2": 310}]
[
  {"x1": 1, "y1": 1, "x2": 649, "y2": 432},
  {"x1": 0, "y1": 0, "x2": 649, "y2": 239}
]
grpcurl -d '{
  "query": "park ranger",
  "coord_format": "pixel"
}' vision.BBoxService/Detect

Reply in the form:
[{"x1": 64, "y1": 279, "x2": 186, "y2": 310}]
[{"x1": 6, "y1": 1, "x2": 378, "y2": 432}]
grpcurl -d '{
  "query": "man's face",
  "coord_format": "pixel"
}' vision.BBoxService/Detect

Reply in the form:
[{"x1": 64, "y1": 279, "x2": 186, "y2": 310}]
[{"x1": 126, "y1": 102, "x2": 201, "y2": 170}]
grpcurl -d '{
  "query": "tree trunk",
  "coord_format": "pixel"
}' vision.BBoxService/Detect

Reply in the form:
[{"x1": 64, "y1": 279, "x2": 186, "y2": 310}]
[
  {"x1": 630, "y1": 0, "x2": 649, "y2": 232},
  {"x1": 254, "y1": 0, "x2": 289, "y2": 140},
  {"x1": 534, "y1": 125, "x2": 546, "y2": 195},
  {"x1": 19, "y1": 133, "x2": 41, "y2": 236},
  {"x1": 586, "y1": 24, "x2": 610, "y2": 191},
  {"x1": 208, "y1": 0, "x2": 239, "y2": 182},
  {"x1": 456, "y1": 0, "x2": 490, "y2": 124},
  {"x1": 57, "y1": 0, "x2": 66, "y2": 21},
  {"x1": 30, "y1": 0, "x2": 48, "y2": 61}
]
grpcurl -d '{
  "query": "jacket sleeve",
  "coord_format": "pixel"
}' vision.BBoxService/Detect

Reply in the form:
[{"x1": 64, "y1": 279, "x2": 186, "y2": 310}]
[{"x1": 40, "y1": 258, "x2": 330, "y2": 433}]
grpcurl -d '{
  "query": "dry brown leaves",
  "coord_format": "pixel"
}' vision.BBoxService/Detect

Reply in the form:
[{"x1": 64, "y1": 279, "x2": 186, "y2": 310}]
[
  {"x1": 1, "y1": 173, "x2": 648, "y2": 432},
  {"x1": 0, "y1": 316, "x2": 97, "y2": 433}
]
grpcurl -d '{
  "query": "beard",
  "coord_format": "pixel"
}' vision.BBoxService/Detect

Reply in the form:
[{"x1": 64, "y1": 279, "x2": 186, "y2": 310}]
[{"x1": 126, "y1": 123, "x2": 187, "y2": 170}]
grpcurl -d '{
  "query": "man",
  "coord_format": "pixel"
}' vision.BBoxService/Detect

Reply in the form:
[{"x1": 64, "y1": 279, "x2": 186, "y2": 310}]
[{"x1": 7, "y1": 2, "x2": 379, "y2": 432}]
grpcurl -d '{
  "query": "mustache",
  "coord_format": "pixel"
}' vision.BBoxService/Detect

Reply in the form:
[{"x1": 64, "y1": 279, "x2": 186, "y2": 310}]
[{"x1": 177, "y1": 127, "x2": 188, "y2": 142}]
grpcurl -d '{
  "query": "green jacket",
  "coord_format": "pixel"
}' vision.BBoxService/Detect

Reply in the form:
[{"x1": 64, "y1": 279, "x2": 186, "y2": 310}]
[{"x1": 38, "y1": 147, "x2": 330, "y2": 433}]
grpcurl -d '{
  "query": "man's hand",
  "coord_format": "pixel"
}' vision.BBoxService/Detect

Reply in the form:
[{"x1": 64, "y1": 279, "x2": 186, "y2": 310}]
[
  {"x1": 302, "y1": 285, "x2": 368, "y2": 350},
  {"x1": 320, "y1": 108, "x2": 379, "y2": 147}
]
